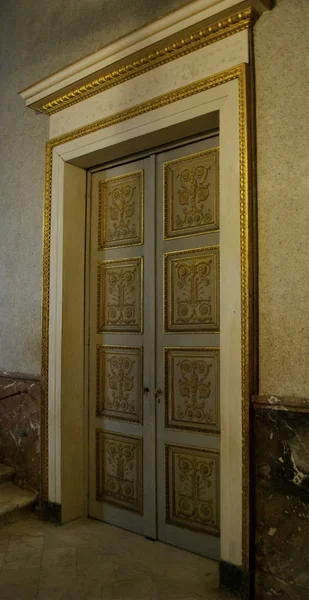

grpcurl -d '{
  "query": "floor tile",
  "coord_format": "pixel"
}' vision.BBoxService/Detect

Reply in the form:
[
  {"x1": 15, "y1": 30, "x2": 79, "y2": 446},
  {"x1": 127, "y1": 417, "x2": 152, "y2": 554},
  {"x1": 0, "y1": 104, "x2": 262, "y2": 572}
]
[
  {"x1": 0, "y1": 516, "x2": 238, "y2": 600},
  {"x1": 154, "y1": 571, "x2": 207, "y2": 599},
  {"x1": 100, "y1": 589, "x2": 113, "y2": 600},
  {"x1": 0, "y1": 584, "x2": 38, "y2": 600},
  {"x1": 111, "y1": 575, "x2": 158, "y2": 599},
  {"x1": 2, "y1": 549, "x2": 42, "y2": 570},
  {"x1": 39, "y1": 565, "x2": 77, "y2": 588},
  {"x1": 77, "y1": 545, "x2": 118, "y2": 567},
  {"x1": 0, "y1": 566, "x2": 41, "y2": 586},
  {"x1": 43, "y1": 531, "x2": 80, "y2": 550},
  {"x1": 0, "y1": 536, "x2": 9, "y2": 553},
  {"x1": 37, "y1": 583, "x2": 102, "y2": 599},
  {"x1": 37, "y1": 589, "x2": 65, "y2": 600},
  {"x1": 113, "y1": 558, "x2": 150, "y2": 580},
  {"x1": 7, "y1": 533, "x2": 44, "y2": 552},
  {"x1": 41, "y1": 546, "x2": 77, "y2": 568},
  {"x1": 0, "y1": 516, "x2": 45, "y2": 538},
  {"x1": 77, "y1": 559, "x2": 115, "y2": 585}
]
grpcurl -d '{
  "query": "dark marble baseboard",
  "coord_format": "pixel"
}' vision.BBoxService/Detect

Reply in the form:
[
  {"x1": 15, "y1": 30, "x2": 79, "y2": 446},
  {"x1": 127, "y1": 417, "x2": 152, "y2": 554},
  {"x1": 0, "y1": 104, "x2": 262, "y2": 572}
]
[
  {"x1": 0, "y1": 371, "x2": 40, "y2": 382},
  {"x1": 219, "y1": 560, "x2": 252, "y2": 599},
  {"x1": 0, "y1": 373, "x2": 41, "y2": 494},
  {"x1": 39, "y1": 501, "x2": 62, "y2": 524},
  {"x1": 254, "y1": 406, "x2": 309, "y2": 599},
  {"x1": 255, "y1": 569, "x2": 309, "y2": 600},
  {"x1": 253, "y1": 393, "x2": 309, "y2": 413}
]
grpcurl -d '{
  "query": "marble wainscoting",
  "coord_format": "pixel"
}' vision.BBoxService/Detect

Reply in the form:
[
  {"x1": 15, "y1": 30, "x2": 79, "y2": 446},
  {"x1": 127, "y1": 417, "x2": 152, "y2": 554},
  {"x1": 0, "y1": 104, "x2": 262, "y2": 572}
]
[
  {"x1": 0, "y1": 373, "x2": 41, "y2": 495},
  {"x1": 253, "y1": 395, "x2": 309, "y2": 599}
]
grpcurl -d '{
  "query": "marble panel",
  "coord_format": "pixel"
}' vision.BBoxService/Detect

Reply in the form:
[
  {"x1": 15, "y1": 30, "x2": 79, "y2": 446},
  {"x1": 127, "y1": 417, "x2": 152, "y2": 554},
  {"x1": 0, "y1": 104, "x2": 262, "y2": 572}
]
[
  {"x1": 0, "y1": 374, "x2": 41, "y2": 495},
  {"x1": 254, "y1": 405, "x2": 309, "y2": 599}
]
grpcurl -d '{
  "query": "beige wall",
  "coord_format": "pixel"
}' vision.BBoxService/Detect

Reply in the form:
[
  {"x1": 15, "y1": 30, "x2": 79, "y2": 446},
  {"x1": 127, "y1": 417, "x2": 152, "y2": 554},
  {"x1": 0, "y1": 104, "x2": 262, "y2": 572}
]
[
  {"x1": 0, "y1": 0, "x2": 308, "y2": 396},
  {"x1": 0, "y1": 0, "x2": 191, "y2": 374},
  {"x1": 255, "y1": 0, "x2": 309, "y2": 396}
]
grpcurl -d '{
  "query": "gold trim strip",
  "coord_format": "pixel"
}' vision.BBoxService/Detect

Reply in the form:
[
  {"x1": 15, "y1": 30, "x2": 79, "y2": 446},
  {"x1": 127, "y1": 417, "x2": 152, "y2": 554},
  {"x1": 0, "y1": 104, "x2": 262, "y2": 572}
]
[
  {"x1": 239, "y1": 63, "x2": 251, "y2": 572},
  {"x1": 41, "y1": 62, "x2": 252, "y2": 570},
  {"x1": 41, "y1": 8, "x2": 258, "y2": 115}
]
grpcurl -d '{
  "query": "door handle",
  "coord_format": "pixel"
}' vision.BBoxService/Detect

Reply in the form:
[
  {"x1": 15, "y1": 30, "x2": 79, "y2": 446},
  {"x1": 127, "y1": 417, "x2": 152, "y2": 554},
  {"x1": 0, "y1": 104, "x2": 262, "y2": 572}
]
[
  {"x1": 143, "y1": 386, "x2": 150, "y2": 393},
  {"x1": 153, "y1": 387, "x2": 162, "y2": 395}
]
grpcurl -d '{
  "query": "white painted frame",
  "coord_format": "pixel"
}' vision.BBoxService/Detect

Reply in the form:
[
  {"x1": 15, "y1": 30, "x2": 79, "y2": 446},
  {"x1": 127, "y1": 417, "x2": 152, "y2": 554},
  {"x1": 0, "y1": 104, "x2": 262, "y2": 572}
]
[{"x1": 47, "y1": 79, "x2": 244, "y2": 566}]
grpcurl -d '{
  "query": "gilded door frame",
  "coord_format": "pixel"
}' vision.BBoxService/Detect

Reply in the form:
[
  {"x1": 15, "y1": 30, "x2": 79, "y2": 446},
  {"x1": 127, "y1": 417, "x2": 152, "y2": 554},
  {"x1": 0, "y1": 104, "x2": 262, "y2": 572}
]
[{"x1": 41, "y1": 63, "x2": 254, "y2": 569}]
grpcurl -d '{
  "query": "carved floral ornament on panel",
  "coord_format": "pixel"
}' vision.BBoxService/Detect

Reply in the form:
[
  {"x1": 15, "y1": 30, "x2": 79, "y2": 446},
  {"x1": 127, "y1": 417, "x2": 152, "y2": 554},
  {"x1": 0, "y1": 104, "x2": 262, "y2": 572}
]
[
  {"x1": 97, "y1": 257, "x2": 143, "y2": 333},
  {"x1": 165, "y1": 246, "x2": 219, "y2": 333},
  {"x1": 96, "y1": 346, "x2": 143, "y2": 423},
  {"x1": 98, "y1": 170, "x2": 143, "y2": 249},
  {"x1": 96, "y1": 430, "x2": 143, "y2": 514},
  {"x1": 166, "y1": 444, "x2": 220, "y2": 536},
  {"x1": 165, "y1": 348, "x2": 220, "y2": 433},
  {"x1": 164, "y1": 148, "x2": 219, "y2": 239}
]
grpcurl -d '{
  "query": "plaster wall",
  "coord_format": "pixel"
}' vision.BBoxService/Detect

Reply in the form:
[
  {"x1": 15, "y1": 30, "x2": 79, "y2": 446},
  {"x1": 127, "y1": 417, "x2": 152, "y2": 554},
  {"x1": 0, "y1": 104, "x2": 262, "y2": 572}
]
[
  {"x1": 254, "y1": 0, "x2": 309, "y2": 397},
  {"x1": 0, "y1": 0, "x2": 192, "y2": 375},
  {"x1": 0, "y1": 0, "x2": 308, "y2": 398}
]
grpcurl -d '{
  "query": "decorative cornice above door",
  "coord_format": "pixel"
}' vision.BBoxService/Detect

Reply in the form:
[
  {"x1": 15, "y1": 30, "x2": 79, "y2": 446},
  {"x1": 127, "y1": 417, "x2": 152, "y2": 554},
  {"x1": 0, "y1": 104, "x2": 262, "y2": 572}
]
[{"x1": 19, "y1": 0, "x2": 270, "y2": 115}]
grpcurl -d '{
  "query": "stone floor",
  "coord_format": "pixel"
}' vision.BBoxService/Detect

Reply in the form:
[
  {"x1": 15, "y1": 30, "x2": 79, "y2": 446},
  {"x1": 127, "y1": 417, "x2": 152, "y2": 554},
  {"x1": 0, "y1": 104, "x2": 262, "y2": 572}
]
[{"x1": 0, "y1": 515, "x2": 236, "y2": 599}]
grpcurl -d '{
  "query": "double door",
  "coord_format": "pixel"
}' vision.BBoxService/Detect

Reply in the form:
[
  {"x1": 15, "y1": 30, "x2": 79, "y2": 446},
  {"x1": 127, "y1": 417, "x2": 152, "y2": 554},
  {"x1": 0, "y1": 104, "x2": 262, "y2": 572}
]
[{"x1": 88, "y1": 135, "x2": 220, "y2": 559}]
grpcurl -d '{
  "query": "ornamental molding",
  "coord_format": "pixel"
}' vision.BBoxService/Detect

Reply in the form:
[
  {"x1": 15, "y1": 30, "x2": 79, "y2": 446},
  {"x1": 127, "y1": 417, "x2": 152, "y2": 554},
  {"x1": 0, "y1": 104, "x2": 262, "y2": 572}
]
[
  {"x1": 40, "y1": 62, "x2": 252, "y2": 569},
  {"x1": 19, "y1": 0, "x2": 270, "y2": 115}
]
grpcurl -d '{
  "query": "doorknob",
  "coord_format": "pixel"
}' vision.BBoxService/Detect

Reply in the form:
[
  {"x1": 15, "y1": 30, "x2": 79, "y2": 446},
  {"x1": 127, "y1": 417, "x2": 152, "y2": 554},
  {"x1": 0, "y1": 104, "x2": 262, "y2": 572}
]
[
  {"x1": 153, "y1": 387, "x2": 162, "y2": 395},
  {"x1": 143, "y1": 386, "x2": 150, "y2": 393}
]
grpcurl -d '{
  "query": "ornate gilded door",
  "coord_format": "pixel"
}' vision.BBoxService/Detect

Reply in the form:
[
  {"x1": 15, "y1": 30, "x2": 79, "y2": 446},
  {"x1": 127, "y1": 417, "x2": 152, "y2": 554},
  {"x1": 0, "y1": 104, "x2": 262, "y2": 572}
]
[
  {"x1": 88, "y1": 136, "x2": 220, "y2": 557},
  {"x1": 155, "y1": 137, "x2": 220, "y2": 559},
  {"x1": 88, "y1": 158, "x2": 156, "y2": 537}
]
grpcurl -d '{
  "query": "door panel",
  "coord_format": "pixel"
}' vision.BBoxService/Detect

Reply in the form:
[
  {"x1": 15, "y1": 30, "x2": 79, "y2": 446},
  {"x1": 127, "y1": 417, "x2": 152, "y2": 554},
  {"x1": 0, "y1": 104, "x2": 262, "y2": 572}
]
[
  {"x1": 163, "y1": 146, "x2": 219, "y2": 240},
  {"x1": 97, "y1": 256, "x2": 143, "y2": 334},
  {"x1": 165, "y1": 443, "x2": 220, "y2": 536},
  {"x1": 164, "y1": 246, "x2": 220, "y2": 333},
  {"x1": 164, "y1": 347, "x2": 220, "y2": 434},
  {"x1": 96, "y1": 430, "x2": 143, "y2": 514},
  {"x1": 88, "y1": 135, "x2": 220, "y2": 559},
  {"x1": 98, "y1": 169, "x2": 144, "y2": 250},
  {"x1": 156, "y1": 136, "x2": 220, "y2": 559},
  {"x1": 89, "y1": 158, "x2": 156, "y2": 538},
  {"x1": 96, "y1": 345, "x2": 143, "y2": 423}
]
